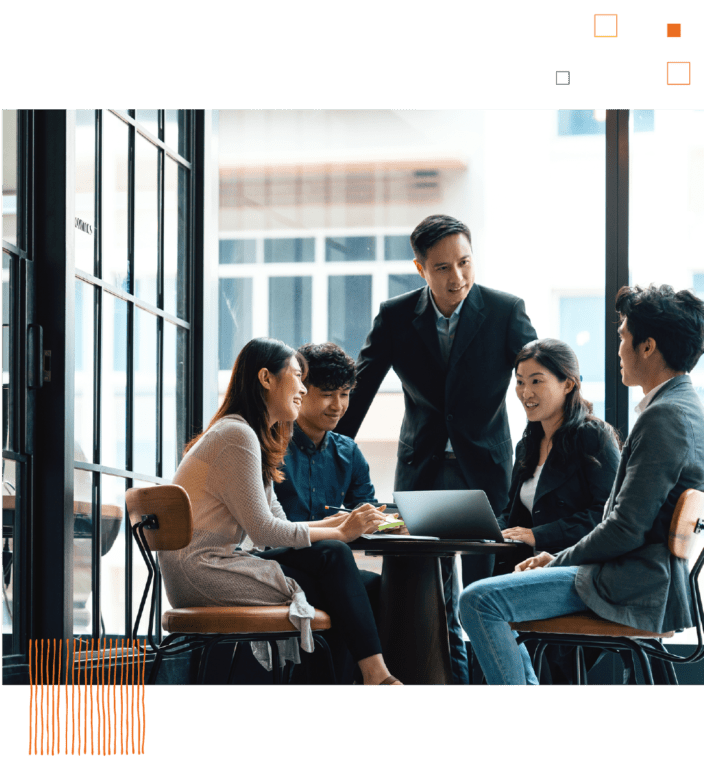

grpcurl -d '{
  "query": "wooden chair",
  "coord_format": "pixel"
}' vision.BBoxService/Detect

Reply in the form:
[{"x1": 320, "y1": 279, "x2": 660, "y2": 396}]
[
  {"x1": 510, "y1": 488, "x2": 704, "y2": 685},
  {"x1": 126, "y1": 484, "x2": 335, "y2": 684}
]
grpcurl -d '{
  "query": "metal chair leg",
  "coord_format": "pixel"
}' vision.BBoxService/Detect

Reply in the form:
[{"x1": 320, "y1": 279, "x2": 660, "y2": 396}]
[
  {"x1": 534, "y1": 641, "x2": 548, "y2": 681},
  {"x1": 630, "y1": 643, "x2": 654, "y2": 685},
  {"x1": 226, "y1": 642, "x2": 242, "y2": 684},
  {"x1": 195, "y1": 637, "x2": 221, "y2": 684},
  {"x1": 662, "y1": 660, "x2": 678, "y2": 685},
  {"x1": 573, "y1": 646, "x2": 583, "y2": 685},
  {"x1": 642, "y1": 640, "x2": 679, "y2": 685},
  {"x1": 576, "y1": 646, "x2": 588, "y2": 685},
  {"x1": 313, "y1": 633, "x2": 337, "y2": 685},
  {"x1": 270, "y1": 640, "x2": 282, "y2": 684},
  {"x1": 148, "y1": 649, "x2": 164, "y2": 684}
]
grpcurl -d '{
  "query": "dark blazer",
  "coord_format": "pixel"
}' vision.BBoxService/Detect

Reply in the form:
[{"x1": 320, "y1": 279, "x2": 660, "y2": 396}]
[
  {"x1": 496, "y1": 421, "x2": 620, "y2": 554},
  {"x1": 336, "y1": 283, "x2": 537, "y2": 511},
  {"x1": 550, "y1": 375, "x2": 704, "y2": 633}
]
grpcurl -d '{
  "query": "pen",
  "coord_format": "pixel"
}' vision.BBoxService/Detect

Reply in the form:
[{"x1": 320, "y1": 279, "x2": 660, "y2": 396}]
[{"x1": 324, "y1": 505, "x2": 389, "y2": 513}]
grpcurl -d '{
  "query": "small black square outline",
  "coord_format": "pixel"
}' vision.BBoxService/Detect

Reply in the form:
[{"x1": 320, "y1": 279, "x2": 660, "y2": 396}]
[{"x1": 556, "y1": 71, "x2": 570, "y2": 85}]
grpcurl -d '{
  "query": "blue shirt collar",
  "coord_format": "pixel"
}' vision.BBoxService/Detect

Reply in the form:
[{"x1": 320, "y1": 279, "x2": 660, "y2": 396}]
[
  {"x1": 427, "y1": 286, "x2": 464, "y2": 321},
  {"x1": 292, "y1": 421, "x2": 329, "y2": 455}
]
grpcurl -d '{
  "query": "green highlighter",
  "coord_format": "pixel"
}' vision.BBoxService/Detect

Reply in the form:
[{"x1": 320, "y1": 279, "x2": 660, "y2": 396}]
[{"x1": 377, "y1": 517, "x2": 405, "y2": 531}]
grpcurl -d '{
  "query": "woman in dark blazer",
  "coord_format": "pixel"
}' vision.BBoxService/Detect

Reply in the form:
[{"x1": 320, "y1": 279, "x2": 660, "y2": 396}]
[
  {"x1": 492, "y1": 338, "x2": 621, "y2": 683},
  {"x1": 496, "y1": 338, "x2": 620, "y2": 558}
]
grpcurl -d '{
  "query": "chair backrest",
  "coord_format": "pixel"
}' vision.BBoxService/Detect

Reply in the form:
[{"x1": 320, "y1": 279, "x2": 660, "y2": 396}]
[
  {"x1": 669, "y1": 489, "x2": 704, "y2": 561},
  {"x1": 125, "y1": 484, "x2": 193, "y2": 552}
]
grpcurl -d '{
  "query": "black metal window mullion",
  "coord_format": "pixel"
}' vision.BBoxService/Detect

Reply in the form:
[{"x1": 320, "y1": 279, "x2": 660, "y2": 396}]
[
  {"x1": 18, "y1": 109, "x2": 33, "y2": 657},
  {"x1": 95, "y1": 110, "x2": 102, "y2": 282},
  {"x1": 125, "y1": 119, "x2": 137, "y2": 639},
  {"x1": 126, "y1": 123, "x2": 135, "y2": 474},
  {"x1": 89, "y1": 110, "x2": 102, "y2": 640},
  {"x1": 61, "y1": 110, "x2": 196, "y2": 645},
  {"x1": 94, "y1": 111, "x2": 103, "y2": 469},
  {"x1": 124, "y1": 474, "x2": 133, "y2": 638},
  {"x1": 156, "y1": 121, "x2": 165, "y2": 481},
  {"x1": 604, "y1": 110, "x2": 630, "y2": 441},
  {"x1": 91, "y1": 468, "x2": 102, "y2": 638}
]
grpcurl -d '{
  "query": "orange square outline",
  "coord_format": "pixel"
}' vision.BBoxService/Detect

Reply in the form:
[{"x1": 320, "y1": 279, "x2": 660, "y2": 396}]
[
  {"x1": 667, "y1": 61, "x2": 691, "y2": 85},
  {"x1": 667, "y1": 24, "x2": 681, "y2": 38},
  {"x1": 594, "y1": 13, "x2": 618, "y2": 37}
]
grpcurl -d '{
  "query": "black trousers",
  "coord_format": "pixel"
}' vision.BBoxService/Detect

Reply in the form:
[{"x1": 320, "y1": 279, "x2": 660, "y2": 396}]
[{"x1": 258, "y1": 540, "x2": 382, "y2": 683}]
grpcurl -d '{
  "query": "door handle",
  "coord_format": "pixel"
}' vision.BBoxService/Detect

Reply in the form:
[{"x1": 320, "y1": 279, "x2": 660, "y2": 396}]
[{"x1": 27, "y1": 323, "x2": 43, "y2": 390}]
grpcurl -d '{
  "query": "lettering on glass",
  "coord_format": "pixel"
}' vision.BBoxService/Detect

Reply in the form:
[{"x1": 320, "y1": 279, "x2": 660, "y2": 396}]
[{"x1": 74, "y1": 218, "x2": 93, "y2": 235}]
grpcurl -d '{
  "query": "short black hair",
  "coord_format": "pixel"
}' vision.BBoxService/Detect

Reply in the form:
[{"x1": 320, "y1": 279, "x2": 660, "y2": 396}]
[
  {"x1": 615, "y1": 284, "x2": 704, "y2": 372},
  {"x1": 297, "y1": 342, "x2": 356, "y2": 390},
  {"x1": 410, "y1": 214, "x2": 472, "y2": 263}
]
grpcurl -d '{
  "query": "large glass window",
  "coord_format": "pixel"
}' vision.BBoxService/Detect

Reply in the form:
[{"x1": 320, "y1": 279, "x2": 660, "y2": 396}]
[
  {"x1": 219, "y1": 277, "x2": 253, "y2": 372},
  {"x1": 264, "y1": 238, "x2": 314, "y2": 263},
  {"x1": 560, "y1": 296, "x2": 606, "y2": 419},
  {"x1": 2, "y1": 110, "x2": 17, "y2": 247},
  {"x1": 269, "y1": 276, "x2": 312, "y2": 349},
  {"x1": 477, "y1": 111, "x2": 606, "y2": 445},
  {"x1": 2, "y1": 112, "x2": 28, "y2": 655},
  {"x1": 73, "y1": 110, "x2": 193, "y2": 638},
  {"x1": 628, "y1": 112, "x2": 704, "y2": 647},
  {"x1": 628, "y1": 110, "x2": 704, "y2": 426},
  {"x1": 219, "y1": 238, "x2": 256, "y2": 264},
  {"x1": 328, "y1": 275, "x2": 372, "y2": 361},
  {"x1": 2, "y1": 247, "x2": 17, "y2": 639},
  {"x1": 325, "y1": 236, "x2": 375, "y2": 262}
]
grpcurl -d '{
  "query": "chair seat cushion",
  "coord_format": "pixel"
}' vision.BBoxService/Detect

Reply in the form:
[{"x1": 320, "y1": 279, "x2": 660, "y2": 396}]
[
  {"x1": 162, "y1": 605, "x2": 332, "y2": 634},
  {"x1": 510, "y1": 611, "x2": 675, "y2": 639}
]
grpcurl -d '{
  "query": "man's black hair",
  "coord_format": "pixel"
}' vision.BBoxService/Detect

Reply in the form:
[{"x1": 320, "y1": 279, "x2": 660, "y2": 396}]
[
  {"x1": 410, "y1": 214, "x2": 472, "y2": 263},
  {"x1": 297, "y1": 342, "x2": 357, "y2": 390},
  {"x1": 615, "y1": 283, "x2": 704, "y2": 372}
]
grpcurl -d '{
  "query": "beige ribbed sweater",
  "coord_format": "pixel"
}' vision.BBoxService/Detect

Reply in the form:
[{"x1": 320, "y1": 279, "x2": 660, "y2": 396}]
[{"x1": 159, "y1": 415, "x2": 315, "y2": 666}]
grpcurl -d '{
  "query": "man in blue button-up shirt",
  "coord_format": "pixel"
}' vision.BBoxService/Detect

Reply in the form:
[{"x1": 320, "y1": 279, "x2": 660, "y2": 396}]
[
  {"x1": 276, "y1": 342, "x2": 383, "y2": 683},
  {"x1": 276, "y1": 344, "x2": 379, "y2": 521}
]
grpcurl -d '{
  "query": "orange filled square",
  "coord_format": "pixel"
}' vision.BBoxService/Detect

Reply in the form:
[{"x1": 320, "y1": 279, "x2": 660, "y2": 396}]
[{"x1": 667, "y1": 24, "x2": 681, "y2": 37}]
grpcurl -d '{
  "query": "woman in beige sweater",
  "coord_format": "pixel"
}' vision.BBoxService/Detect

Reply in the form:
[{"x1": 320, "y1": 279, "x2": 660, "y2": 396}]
[{"x1": 160, "y1": 337, "x2": 402, "y2": 685}]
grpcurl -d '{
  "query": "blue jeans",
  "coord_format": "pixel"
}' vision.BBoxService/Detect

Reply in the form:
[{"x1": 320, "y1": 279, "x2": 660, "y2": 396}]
[
  {"x1": 440, "y1": 556, "x2": 470, "y2": 685},
  {"x1": 459, "y1": 566, "x2": 587, "y2": 685}
]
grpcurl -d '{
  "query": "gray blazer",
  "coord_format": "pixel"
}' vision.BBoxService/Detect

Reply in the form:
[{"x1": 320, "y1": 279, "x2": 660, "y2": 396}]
[{"x1": 549, "y1": 375, "x2": 704, "y2": 633}]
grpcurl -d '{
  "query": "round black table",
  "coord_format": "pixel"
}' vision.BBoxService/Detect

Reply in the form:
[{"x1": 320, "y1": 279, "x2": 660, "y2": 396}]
[{"x1": 349, "y1": 536, "x2": 521, "y2": 685}]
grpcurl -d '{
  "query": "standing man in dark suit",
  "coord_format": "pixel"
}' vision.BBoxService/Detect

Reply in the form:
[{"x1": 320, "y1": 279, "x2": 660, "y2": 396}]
[{"x1": 336, "y1": 214, "x2": 537, "y2": 684}]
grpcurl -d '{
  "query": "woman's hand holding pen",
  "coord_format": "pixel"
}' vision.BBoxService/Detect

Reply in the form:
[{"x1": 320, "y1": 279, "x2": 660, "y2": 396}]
[{"x1": 337, "y1": 504, "x2": 387, "y2": 542}]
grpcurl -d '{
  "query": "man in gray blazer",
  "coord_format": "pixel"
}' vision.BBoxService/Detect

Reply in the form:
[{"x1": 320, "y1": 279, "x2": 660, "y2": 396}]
[{"x1": 459, "y1": 283, "x2": 704, "y2": 684}]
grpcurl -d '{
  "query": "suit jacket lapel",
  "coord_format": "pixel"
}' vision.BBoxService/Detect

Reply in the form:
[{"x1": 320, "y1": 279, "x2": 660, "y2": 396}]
[
  {"x1": 412, "y1": 288, "x2": 446, "y2": 371},
  {"x1": 448, "y1": 283, "x2": 486, "y2": 371},
  {"x1": 532, "y1": 454, "x2": 578, "y2": 506},
  {"x1": 647, "y1": 374, "x2": 690, "y2": 405},
  {"x1": 602, "y1": 375, "x2": 689, "y2": 521}
]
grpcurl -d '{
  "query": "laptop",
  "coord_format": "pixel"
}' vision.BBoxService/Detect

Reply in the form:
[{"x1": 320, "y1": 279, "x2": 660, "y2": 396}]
[{"x1": 377, "y1": 489, "x2": 506, "y2": 542}]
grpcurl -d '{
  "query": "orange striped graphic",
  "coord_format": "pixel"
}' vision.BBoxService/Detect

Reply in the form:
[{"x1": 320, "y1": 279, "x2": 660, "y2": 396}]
[{"x1": 27, "y1": 638, "x2": 148, "y2": 756}]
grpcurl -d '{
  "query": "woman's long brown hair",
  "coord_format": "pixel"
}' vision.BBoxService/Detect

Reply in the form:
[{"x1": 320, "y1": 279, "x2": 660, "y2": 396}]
[
  {"x1": 183, "y1": 338, "x2": 306, "y2": 484},
  {"x1": 514, "y1": 338, "x2": 620, "y2": 477}
]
